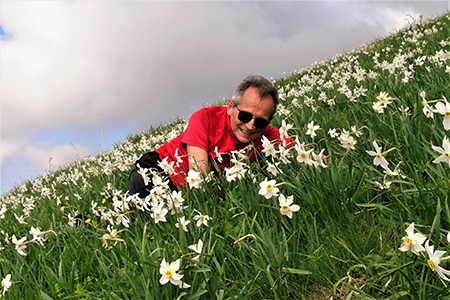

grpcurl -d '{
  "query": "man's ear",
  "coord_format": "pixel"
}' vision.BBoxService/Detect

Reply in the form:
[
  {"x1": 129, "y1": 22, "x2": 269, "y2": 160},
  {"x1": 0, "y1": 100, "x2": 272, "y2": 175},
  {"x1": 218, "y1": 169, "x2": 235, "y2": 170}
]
[{"x1": 227, "y1": 99, "x2": 234, "y2": 116}]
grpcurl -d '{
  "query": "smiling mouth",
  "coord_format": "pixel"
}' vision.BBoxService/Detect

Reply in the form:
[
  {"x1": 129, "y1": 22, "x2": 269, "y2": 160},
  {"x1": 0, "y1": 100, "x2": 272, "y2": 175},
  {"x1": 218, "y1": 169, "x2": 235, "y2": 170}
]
[{"x1": 239, "y1": 127, "x2": 254, "y2": 136}]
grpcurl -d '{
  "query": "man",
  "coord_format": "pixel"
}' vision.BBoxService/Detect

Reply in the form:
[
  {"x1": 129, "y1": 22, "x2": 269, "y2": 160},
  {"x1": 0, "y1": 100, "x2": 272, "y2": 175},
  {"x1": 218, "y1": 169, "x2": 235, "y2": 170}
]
[{"x1": 126, "y1": 75, "x2": 284, "y2": 198}]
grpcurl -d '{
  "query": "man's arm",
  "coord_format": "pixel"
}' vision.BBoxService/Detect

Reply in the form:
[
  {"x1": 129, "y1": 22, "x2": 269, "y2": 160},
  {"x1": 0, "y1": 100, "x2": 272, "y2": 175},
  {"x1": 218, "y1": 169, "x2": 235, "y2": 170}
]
[{"x1": 187, "y1": 144, "x2": 209, "y2": 173}]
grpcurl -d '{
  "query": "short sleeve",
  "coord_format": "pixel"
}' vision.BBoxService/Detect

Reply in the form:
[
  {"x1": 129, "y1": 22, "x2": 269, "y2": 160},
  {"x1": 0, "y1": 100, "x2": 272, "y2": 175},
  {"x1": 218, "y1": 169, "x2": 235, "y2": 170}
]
[{"x1": 181, "y1": 108, "x2": 210, "y2": 151}]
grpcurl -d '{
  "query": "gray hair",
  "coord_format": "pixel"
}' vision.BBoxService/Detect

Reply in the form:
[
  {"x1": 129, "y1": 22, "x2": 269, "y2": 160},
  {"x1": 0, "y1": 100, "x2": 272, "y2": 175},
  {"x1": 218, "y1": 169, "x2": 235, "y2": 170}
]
[{"x1": 231, "y1": 75, "x2": 279, "y2": 117}]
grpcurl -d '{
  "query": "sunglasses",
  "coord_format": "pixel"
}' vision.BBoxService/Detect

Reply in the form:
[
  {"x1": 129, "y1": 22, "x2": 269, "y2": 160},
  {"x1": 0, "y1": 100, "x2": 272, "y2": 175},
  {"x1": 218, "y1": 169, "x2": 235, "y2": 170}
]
[{"x1": 234, "y1": 105, "x2": 271, "y2": 129}]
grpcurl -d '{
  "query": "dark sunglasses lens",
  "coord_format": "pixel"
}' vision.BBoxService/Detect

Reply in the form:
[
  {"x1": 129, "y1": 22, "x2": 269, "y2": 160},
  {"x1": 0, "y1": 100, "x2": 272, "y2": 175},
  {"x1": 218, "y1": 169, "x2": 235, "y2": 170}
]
[
  {"x1": 254, "y1": 118, "x2": 270, "y2": 129},
  {"x1": 238, "y1": 111, "x2": 253, "y2": 123}
]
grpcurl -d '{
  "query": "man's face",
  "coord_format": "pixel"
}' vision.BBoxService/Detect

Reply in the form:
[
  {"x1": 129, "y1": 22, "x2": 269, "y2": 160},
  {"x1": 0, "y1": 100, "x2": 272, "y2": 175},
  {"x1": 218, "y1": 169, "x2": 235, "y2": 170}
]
[{"x1": 227, "y1": 86, "x2": 274, "y2": 144}]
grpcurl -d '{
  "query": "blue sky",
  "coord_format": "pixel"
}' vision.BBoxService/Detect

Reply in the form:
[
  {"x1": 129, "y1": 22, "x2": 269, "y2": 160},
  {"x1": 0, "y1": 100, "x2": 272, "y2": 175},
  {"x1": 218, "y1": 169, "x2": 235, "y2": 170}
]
[{"x1": 1, "y1": 1, "x2": 449, "y2": 194}]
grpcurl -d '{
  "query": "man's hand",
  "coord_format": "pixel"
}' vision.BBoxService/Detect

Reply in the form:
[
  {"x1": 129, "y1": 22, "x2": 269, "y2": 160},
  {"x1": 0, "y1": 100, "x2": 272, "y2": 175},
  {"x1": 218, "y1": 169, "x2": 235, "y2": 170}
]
[{"x1": 187, "y1": 145, "x2": 208, "y2": 173}]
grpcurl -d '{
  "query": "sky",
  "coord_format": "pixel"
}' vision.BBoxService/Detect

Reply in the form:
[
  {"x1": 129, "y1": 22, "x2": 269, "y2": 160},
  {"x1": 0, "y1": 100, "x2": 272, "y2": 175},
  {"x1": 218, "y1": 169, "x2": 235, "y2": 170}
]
[{"x1": 1, "y1": 1, "x2": 449, "y2": 194}]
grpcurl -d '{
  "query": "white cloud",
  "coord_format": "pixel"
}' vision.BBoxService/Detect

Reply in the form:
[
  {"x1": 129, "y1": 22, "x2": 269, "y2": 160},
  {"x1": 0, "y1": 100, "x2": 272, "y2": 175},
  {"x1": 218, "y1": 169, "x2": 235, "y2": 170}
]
[
  {"x1": 23, "y1": 142, "x2": 90, "y2": 171},
  {"x1": 0, "y1": 138, "x2": 28, "y2": 166}
]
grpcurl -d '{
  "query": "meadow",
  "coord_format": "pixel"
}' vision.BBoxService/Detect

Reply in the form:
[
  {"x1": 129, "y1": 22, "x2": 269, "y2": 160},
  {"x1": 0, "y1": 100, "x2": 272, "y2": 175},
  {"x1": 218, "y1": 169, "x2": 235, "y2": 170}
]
[{"x1": 2, "y1": 12, "x2": 450, "y2": 299}]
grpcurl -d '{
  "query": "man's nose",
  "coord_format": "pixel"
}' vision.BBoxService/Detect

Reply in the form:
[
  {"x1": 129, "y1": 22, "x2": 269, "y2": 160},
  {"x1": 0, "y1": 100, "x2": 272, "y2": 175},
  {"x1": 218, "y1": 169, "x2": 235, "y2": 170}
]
[{"x1": 246, "y1": 118, "x2": 256, "y2": 130}]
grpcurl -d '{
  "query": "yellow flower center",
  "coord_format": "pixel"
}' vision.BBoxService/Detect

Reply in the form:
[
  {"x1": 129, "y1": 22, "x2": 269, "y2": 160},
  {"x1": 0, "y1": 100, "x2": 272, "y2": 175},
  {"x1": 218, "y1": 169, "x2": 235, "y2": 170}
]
[
  {"x1": 445, "y1": 152, "x2": 450, "y2": 158},
  {"x1": 266, "y1": 184, "x2": 273, "y2": 191},
  {"x1": 427, "y1": 259, "x2": 435, "y2": 270},
  {"x1": 281, "y1": 205, "x2": 289, "y2": 212},
  {"x1": 155, "y1": 213, "x2": 160, "y2": 218},
  {"x1": 347, "y1": 142, "x2": 352, "y2": 146},
  {"x1": 300, "y1": 153, "x2": 307, "y2": 159},
  {"x1": 404, "y1": 237, "x2": 413, "y2": 246},
  {"x1": 165, "y1": 270, "x2": 173, "y2": 278},
  {"x1": 446, "y1": 111, "x2": 450, "y2": 117},
  {"x1": 376, "y1": 154, "x2": 381, "y2": 159},
  {"x1": 316, "y1": 158, "x2": 321, "y2": 163},
  {"x1": 190, "y1": 178, "x2": 195, "y2": 183}
]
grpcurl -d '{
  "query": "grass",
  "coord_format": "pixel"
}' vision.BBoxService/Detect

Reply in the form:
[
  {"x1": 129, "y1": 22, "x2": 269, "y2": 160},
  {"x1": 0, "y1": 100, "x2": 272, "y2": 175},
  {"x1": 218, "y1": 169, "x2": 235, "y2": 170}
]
[{"x1": 2, "y1": 11, "x2": 450, "y2": 299}]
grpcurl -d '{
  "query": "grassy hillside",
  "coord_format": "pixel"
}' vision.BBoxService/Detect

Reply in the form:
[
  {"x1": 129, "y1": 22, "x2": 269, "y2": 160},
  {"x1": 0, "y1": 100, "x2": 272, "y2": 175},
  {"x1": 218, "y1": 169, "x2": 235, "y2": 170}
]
[{"x1": 2, "y1": 12, "x2": 450, "y2": 299}]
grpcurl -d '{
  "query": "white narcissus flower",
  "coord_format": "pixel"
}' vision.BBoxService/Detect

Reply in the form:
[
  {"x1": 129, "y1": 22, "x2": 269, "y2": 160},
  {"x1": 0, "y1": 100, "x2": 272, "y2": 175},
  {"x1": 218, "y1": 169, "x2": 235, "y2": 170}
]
[
  {"x1": 174, "y1": 148, "x2": 184, "y2": 165},
  {"x1": 193, "y1": 210, "x2": 211, "y2": 227},
  {"x1": 432, "y1": 136, "x2": 450, "y2": 167},
  {"x1": 1, "y1": 274, "x2": 11, "y2": 296},
  {"x1": 266, "y1": 162, "x2": 281, "y2": 176},
  {"x1": 306, "y1": 121, "x2": 320, "y2": 138},
  {"x1": 328, "y1": 128, "x2": 339, "y2": 138},
  {"x1": 188, "y1": 239, "x2": 203, "y2": 261},
  {"x1": 29, "y1": 226, "x2": 47, "y2": 246},
  {"x1": 151, "y1": 204, "x2": 168, "y2": 224},
  {"x1": 175, "y1": 216, "x2": 190, "y2": 232},
  {"x1": 351, "y1": 126, "x2": 363, "y2": 137},
  {"x1": 279, "y1": 120, "x2": 293, "y2": 138},
  {"x1": 435, "y1": 97, "x2": 450, "y2": 130},
  {"x1": 170, "y1": 190, "x2": 185, "y2": 209},
  {"x1": 258, "y1": 178, "x2": 279, "y2": 199},
  {"x1": 312, "y1": 149, "x2": 327, "y2": 169},
  {"x1": 425, "y1": 240, "x2": 450, "y2": 281},
  {"x1": 377, "y1": 91, "x2": 393, "y2": 106},
  {"x1": 398, "y1": 223, "x2": 426, "y2": 255},
  {"x1": 0, "y1": 206, "x2": 7, "y2": 219},
  {"x1": 137, "y1": 164, "x2": 150, "y2": 186},
  {"x1": 295, "y1": 141, "x2": 313, "y2": 165},
  {"x1": 366, "y1": 141, "x2": 389, "y2": 170},
  {"x1": 186, "y1": 170, "x2": 203, "y2": 189},
  {"x1": 261, "y1": 135, "x2": 277, "y2": 158},
  {"x1": 278, "y1": 194, "x2": 300, "y2": 219},
  {"x1": 421, "y1": 98, "x2": 438, "y2": 119},
  {"x1": 159, "y1": 258, "x2": 186, "y2": 287},
  {"x1": 214, "y1": 146, "x2": 223, "y2": 163},
  {"x1": 157, "y1": 158, "x2": 175, "y2": 176},
  {"x1": 278, "y1": 146, "x2": 291, "y2": 164},
  {"x1": 14, "y1": 214, "x2": 27, "y2": 225},
  {"x1": 11, "y1": 235, "x2": 27, "y2": 256},
  {"x1": 373, "y1": 101, "x2": 385, "y2": 113},
  {"x1": 116, "y1": 213, "x2": 130, "y2": 227},
  {"x1": 338, "y1": 131, "x2": 357, "y2": 150},
  {"x1": 375, "y1": 181, "x2": 391, "y2": 189}
]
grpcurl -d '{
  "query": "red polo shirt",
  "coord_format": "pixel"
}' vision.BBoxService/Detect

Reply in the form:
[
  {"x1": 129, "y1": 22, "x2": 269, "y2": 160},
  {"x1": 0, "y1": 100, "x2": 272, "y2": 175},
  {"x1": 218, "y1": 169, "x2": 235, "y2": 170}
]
[{"x1": 155, "y1": 106, "x2": 282, "y2": 186}]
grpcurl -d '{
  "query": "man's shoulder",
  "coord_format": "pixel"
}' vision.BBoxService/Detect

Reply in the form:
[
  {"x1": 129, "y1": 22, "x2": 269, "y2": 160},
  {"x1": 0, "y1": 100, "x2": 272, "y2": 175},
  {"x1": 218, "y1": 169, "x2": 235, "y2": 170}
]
[
  {"x1": 185, "y1": 105, "x2": 228, "y2": 133},
  {"x1": 197, "y1": 105, "x2": 227, "y2": 115},
  {"x1": 190, "y1": 106, "x2": 228, "y2": 124}
]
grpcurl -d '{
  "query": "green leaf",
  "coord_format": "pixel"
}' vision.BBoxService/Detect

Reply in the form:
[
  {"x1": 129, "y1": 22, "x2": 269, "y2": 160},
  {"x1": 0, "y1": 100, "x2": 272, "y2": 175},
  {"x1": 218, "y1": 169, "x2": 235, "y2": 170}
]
[
  {"x1": 40, "y1": 291, "x2": 54, "y2": 300},
  {"x1": 281, "y1": 267, "x2": 312, "y2": 275}
]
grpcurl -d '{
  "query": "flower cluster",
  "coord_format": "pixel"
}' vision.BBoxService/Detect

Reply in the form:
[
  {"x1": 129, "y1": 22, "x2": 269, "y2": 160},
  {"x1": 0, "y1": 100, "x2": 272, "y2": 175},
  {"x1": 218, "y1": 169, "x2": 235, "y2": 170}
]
[{"x1": 399, "y1": 223, "x2": 450, "y2": 281}]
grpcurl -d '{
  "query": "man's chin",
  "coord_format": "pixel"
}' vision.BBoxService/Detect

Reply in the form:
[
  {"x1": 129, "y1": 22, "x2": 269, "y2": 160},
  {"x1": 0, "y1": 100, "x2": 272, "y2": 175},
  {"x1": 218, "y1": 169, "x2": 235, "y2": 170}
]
[{"x1": 236, "y1": 130, "x2": 256, "y2": 144}]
